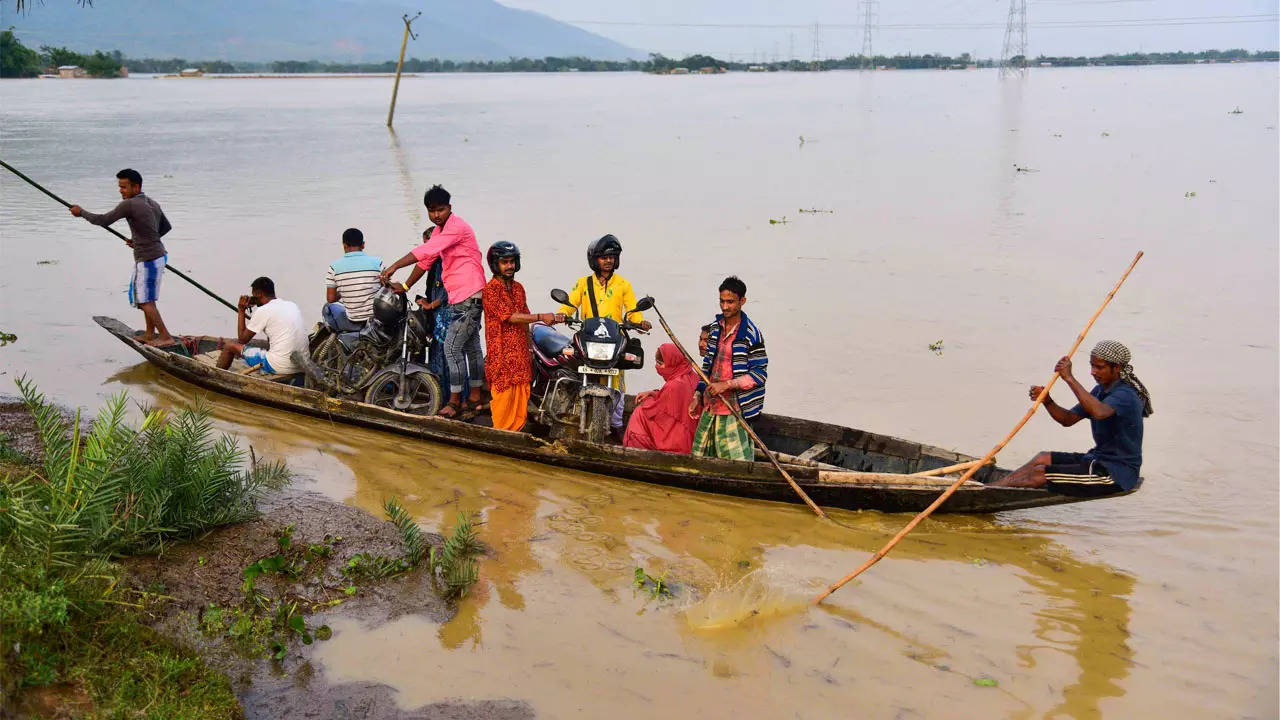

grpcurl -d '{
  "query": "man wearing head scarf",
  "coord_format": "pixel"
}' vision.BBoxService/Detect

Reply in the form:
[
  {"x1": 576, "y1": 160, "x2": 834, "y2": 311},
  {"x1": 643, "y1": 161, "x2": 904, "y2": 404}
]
[
  {"x1": 623, "y1": 343, "x2": 701, "y2": 454},
  {"x1": 990, "y1": 340, "x2": 1152, "y2": 496}
]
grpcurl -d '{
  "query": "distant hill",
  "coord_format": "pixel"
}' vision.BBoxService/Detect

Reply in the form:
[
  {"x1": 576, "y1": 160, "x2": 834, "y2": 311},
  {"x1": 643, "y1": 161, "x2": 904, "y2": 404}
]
[{"x1": 0, "y1": 0, "x2": 643, "y2": 62}]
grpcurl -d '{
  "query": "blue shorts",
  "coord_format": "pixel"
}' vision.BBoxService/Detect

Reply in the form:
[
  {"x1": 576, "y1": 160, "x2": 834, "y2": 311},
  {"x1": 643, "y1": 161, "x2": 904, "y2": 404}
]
[
  {"x1": 242, "y1": 346, "x2": 277, "y2": 374},
  {"x1": 128, "y1": 254, "x2": 166, "y2": 307}
]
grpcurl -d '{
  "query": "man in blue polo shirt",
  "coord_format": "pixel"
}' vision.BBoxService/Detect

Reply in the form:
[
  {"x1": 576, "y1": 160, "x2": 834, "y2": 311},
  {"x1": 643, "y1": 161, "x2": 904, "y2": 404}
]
[
  {"x1": 322, "y1": 228, "x2": 383, "y2": 331},
  {"x1": 991, "y1": 340, "x2": 1153, "y2": 496}
]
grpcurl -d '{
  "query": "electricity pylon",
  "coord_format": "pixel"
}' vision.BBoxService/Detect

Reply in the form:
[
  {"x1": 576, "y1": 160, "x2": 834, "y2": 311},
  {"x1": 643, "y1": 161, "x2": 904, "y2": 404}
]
[
  {"x1": 860, "y1": 0, "x2": 879, "y2": 70},
  {"x1": 1000, "y1": 0, "x2": 1028, "y2": 77}
]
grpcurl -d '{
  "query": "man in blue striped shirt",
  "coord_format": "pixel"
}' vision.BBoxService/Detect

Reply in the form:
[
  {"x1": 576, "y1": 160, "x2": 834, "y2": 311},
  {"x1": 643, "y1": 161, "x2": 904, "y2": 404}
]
[
  {"x1": 689, "y1": 276, "x2": 768, "y2": 460},
  {"x1": 323, "y1": 228, "x2": 383, "y2": 331}
]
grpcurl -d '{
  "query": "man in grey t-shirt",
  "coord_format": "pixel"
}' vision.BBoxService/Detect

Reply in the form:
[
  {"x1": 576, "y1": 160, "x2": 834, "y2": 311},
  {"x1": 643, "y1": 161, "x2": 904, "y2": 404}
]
[{"x1": 71, "y1": 168, "x2": 175, "y2": 346}]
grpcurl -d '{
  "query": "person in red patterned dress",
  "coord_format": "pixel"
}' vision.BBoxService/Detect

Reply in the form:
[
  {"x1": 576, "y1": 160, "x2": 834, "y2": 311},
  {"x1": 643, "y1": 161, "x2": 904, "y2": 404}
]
[{"x1": 482, "y1": 242, "x2": 566, "y2": 431}]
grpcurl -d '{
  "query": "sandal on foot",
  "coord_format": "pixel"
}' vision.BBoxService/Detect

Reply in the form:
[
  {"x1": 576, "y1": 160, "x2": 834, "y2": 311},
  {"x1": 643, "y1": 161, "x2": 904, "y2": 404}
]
[{"x1": 437, "y1": 400, "x2": 463, "y2": 419}]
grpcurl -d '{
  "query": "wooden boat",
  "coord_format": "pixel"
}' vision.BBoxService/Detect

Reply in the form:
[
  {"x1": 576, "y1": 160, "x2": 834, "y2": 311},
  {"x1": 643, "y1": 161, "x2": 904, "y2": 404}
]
[{"x1": 95, "y1": 316, "x2": 1138, "y2": 514}]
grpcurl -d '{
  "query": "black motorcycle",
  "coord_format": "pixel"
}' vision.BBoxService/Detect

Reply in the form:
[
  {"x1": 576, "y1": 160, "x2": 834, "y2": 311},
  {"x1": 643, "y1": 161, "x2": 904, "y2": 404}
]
[
  {"x1": 529, "y1": 289, "x2": 652, "y2": 443},
  {"x1": 317, "y1": 289, "x2": 443, "y2": 414}
]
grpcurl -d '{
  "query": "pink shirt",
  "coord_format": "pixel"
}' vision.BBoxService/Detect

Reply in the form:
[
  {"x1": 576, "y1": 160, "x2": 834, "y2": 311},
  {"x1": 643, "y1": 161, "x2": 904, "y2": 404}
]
[
  {"x1": 708, "y1": 318, "x2": 756, "y2": 415},
  {"x1": 411, "y1": 214, "x2": 485, "y2": 303}
]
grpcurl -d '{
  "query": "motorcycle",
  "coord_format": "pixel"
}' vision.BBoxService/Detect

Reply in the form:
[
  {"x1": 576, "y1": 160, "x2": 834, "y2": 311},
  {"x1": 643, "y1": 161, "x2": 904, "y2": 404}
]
[
  {"x1": 307, "y1": 289, "x2": 443, "y2": 415},
  {"x1": 529, "y1": 289, "x2": 653, "y2": 444}
]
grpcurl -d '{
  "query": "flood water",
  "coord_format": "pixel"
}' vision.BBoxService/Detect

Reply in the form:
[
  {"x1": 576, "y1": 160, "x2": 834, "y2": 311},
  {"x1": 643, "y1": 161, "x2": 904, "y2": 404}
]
[{"x1": 2, "y1": 65, "x2": 1277, "y2": 718}]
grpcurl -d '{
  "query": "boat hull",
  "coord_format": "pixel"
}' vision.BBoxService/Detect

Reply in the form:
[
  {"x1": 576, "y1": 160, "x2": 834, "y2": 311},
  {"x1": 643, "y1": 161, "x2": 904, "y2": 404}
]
[{"x1": 94, "y1": 316, "x2": 1134, "y2": 514}]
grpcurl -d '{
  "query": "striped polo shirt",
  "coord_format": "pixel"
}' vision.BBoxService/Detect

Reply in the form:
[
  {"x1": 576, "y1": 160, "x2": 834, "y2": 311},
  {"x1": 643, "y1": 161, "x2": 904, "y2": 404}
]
[{"x1": 325, "y1": 250, "x2": 384, "y2": 322}]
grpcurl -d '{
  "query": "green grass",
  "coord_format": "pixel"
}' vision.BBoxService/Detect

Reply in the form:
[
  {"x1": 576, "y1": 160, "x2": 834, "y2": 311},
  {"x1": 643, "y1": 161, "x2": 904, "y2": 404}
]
[
  {"x1": 1, "y1": 377, "x2": 291, "y2": 717},
  {"x1": 10, "y1": 610, "x2": 242, "y2": 720}
]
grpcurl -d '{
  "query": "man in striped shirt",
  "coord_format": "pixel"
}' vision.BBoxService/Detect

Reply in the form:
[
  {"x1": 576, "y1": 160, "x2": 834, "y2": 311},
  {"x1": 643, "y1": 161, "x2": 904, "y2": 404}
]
[
  {"x1": 322, "y1": 228, "x2": 383, "y2": 331},
  {"x1": 689, "y1": 276, "x2": 768, "y2": 461}
]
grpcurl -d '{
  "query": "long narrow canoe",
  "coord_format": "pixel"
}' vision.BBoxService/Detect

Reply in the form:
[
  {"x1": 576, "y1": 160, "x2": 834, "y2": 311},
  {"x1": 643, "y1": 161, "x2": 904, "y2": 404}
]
[{"x1": 95, "y1": 316, "x2": 1137, "y2": 514}]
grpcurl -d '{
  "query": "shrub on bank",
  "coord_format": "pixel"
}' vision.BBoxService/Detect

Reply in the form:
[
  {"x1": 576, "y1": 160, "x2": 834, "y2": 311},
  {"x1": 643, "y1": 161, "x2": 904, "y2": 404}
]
[{"x1": 0, "y1": 378, "x2": 290, "y2": 715}]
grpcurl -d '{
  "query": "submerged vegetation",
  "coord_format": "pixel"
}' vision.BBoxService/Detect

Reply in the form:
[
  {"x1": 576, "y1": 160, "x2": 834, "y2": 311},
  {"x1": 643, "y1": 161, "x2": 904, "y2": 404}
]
[{"x1": 0, "y1": 378, "x2": 289, "y2": 715}]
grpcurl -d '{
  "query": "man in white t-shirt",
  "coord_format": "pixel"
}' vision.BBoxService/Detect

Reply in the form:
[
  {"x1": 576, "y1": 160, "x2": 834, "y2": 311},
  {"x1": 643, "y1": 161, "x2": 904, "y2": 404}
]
[{"x1": 216, "y1": 276, "x2": 309, "y2": 376}]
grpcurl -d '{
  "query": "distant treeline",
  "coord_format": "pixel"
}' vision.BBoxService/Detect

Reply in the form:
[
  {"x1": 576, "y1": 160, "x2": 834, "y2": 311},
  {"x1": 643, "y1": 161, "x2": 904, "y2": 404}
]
[
  {"x1": 122, "y1": 48, "x2": 1280, "y2": 75},
  {"x1": 4, "y1": 30, "x2": 1277, "y2": 79},
  {"x1": 1027, "y1": 49, "x2": 1278, "y2": 66},
  {"x1": 1, "y1": 30, "x2": 124, "y2": 77}
]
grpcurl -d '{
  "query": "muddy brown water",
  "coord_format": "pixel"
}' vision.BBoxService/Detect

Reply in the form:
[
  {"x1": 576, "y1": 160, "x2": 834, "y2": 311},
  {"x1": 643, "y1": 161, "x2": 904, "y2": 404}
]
[{"x1": 2, "y1": 65, "x2": 1277, "y2": 717}]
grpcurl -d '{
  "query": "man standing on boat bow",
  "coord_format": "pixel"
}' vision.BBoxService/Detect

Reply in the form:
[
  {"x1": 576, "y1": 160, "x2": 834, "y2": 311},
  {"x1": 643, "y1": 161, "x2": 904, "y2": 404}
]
[
  {"x1": 689, "y1": 276, "x2": 768, "y2": 461},
  {"x1": 69, "y1": 168, "x2": 175, "y2": 347},
  {"x1": 990, "y1": 340, "x2": 1151, "y2": 495}
]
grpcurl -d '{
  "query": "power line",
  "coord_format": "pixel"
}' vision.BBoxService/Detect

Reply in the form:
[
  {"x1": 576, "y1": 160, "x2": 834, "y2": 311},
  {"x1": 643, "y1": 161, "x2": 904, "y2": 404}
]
[{"x1": 565, "y1": 14, "x2": 1277, "y2": 31}]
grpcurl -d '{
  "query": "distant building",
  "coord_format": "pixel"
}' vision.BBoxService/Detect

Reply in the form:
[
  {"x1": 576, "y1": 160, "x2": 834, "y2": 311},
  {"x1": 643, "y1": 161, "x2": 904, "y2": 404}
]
[
  {"x1": 57, "y1": 65, "x2": 87, "y2": 79},
  {"x1": 179, "y1": 68, "x2": 204, "y2": 77},
  {"x1": 1039, "y1": 62, "x2": 1053, "y2": 67},
  {"x1": 670, "y1": 67, "x2": 690, "y2": 75},
  {"x1": 747, "y1": 65, "x2": 766, "y2": 72}
]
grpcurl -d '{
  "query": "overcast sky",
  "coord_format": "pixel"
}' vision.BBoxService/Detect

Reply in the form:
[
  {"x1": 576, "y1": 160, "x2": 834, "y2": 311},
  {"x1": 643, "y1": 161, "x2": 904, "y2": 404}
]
[{"x1": 501, "y1": 0, "x2": 1279, "y2": 60}]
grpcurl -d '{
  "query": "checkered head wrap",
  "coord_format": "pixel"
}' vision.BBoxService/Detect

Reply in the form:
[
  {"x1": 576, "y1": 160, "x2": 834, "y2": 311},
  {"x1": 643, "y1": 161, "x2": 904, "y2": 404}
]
[{"x1": 1091, "y1": 340, "x2": 1153, "y2": 417}]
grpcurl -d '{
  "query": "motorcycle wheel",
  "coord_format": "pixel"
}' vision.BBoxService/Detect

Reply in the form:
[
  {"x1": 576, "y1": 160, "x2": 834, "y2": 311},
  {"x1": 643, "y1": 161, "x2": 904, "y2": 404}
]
[
  {"x1": 337, "y1": 344, "x2": 383, "y2": 395},
  {"x1": 305, "y1": 335, "x2": 345, "y2": 391},
  {"x1": 585, "y1": 394, "x2": 611, "y2": 444},
  {"x1": 364, "y1": 369, "x2": 444, "y2": 416}
]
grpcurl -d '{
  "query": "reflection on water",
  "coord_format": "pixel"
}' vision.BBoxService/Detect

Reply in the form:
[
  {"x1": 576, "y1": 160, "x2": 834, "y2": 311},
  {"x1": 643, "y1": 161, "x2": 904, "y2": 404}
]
[
  {"x1": 6, "y1": 64, "x2": 1277, "y2": 717},
  {"x1": 110, "y1": 361, "x2": 1144, "y2": 718}
]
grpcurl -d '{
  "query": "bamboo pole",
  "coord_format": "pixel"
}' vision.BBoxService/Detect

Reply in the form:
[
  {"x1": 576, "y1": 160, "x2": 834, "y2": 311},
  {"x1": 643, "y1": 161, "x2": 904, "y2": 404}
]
[
  {"x1": 815, "y1": 251, "x2": 1144, "y2": 604},
  {"x1": 909, "y1": 458, "x2": 993, "y2": 477},
  {"x1": 0, "y1": 158, "x2": 237, "y2": 313},
  {"x1": 649, "y1": 302, "x2": 827, "y2": 518},
  {"x1": 386, "y1": 12, "x2": 420, "y2": 128}
]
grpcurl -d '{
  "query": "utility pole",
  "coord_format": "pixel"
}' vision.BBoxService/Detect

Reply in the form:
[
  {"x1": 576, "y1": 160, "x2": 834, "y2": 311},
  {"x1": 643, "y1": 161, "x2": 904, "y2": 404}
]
[
  {"x1": 788, "y1": 32, "x2": 795, "y2": 62},
  {"x1": 860, "y1": 0, "x2": 879, "y2": 70},
  {"x1": 387, "y1": 11, "x2": 421, "y2": 128},
  {"x1": 999, "y1": 0, "x2": 1028, "y2": 78}
]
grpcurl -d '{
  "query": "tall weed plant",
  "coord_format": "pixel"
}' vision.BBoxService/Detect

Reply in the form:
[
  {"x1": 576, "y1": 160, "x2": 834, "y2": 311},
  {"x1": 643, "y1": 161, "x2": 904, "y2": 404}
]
[{"x1": 0, "y1": 377, "x2": 290, "y2": 688}]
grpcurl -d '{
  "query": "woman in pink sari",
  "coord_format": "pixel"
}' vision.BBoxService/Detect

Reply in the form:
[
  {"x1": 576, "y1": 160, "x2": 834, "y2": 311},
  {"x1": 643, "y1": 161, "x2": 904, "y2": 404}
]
[{"x1": 623, "y1": 343, "x2": 700, "y2": 454}]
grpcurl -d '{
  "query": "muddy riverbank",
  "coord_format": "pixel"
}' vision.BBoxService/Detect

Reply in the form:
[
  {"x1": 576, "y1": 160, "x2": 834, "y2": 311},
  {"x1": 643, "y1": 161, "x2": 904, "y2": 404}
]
[{"x1": 1, "y1": 399, "x2": 533, "y2": 720}]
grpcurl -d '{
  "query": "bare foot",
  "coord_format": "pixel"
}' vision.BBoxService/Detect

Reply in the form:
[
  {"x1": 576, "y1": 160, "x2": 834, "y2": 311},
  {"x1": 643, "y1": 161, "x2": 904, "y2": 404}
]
[{"x1": 145, "y1": 335, "x2": 177, "y2": 347}]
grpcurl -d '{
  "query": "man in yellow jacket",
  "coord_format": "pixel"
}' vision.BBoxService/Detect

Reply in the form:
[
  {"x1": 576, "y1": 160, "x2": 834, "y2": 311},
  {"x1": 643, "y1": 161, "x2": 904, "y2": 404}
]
[{"x1": 558, "y1": 234, "x2": 652, "y2": 433}]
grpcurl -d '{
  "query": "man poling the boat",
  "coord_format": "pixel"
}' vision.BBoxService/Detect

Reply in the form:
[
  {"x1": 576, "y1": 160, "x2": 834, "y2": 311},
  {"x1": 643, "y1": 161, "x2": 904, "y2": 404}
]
[
  {"x1": 989, "y1": 340, "x2": 1152, "y2": 496},
  {"x1": 689, "y1": 276, "x2": 768, "y2": 461},
  {"x1": 69, "y1": 168, "x2": 176, "y2": 347}
]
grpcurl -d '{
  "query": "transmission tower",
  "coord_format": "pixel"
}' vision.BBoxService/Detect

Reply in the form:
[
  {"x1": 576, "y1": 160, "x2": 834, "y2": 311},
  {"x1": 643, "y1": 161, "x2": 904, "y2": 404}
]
[
  {"x1": 860, "y1": 0, "x2": 879, "y2": 70},
  {"x1": 999, "y1": 0, "x2": 1028, "y2": 77},
  {"x1": 811, "y1": 22, "x2": 821, "y2": 63}
]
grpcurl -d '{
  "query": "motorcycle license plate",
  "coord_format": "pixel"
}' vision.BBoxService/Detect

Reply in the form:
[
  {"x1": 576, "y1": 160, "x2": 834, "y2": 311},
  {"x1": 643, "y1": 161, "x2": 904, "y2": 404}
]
[{"x1": 580, "y1": 366, "x2": 620, "y2": 376}]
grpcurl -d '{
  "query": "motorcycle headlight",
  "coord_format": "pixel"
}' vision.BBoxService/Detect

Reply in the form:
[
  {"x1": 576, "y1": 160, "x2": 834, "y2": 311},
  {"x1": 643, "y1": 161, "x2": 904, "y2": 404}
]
[{"x1": 586, "y1": 342, "x2": 614, "y2": 361}]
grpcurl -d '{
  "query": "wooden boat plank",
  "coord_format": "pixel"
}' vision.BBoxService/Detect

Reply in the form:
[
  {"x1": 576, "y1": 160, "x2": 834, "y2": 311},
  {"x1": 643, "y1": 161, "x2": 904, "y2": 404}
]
[{"x1": 92, "y1": 316, "x2": 1124, "y2": 514}]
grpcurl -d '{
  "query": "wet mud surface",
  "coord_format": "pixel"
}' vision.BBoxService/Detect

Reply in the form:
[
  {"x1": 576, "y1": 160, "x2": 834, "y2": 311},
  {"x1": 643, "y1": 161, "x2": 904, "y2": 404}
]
[
  {"x1": 1, "y1": 400, "x2": 534, "y2": 720},
  {"x1": 125, "y1": 494, "x2": 534, "y2": 720}
]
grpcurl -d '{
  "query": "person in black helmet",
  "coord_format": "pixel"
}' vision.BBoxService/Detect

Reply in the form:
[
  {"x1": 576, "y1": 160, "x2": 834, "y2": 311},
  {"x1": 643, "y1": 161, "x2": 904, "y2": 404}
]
[
  {"x1": 556, "y1": 234, "x2": 652, "y2": 433},
  {"x1": 482, "y1": 241, "x2": 566, "y2": 431}
]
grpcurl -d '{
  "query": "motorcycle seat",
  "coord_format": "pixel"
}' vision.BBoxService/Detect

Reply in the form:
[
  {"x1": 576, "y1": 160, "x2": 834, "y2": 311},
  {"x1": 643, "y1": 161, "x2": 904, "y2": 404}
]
[{"x1": 532, "y1": 324, "x2": 571, "y2": 356}]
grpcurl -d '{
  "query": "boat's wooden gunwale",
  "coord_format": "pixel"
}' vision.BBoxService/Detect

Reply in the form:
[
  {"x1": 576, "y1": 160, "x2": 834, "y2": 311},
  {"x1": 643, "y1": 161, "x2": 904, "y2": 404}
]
[{"x1": 94, "y1": 316, "x2": 1102, "y2": 514}]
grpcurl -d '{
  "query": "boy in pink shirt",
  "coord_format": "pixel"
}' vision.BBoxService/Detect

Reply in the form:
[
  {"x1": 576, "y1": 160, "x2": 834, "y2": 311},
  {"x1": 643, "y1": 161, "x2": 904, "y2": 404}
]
[{"x1": 381, "y1": 185, "x2": 487, "y2": 418}]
